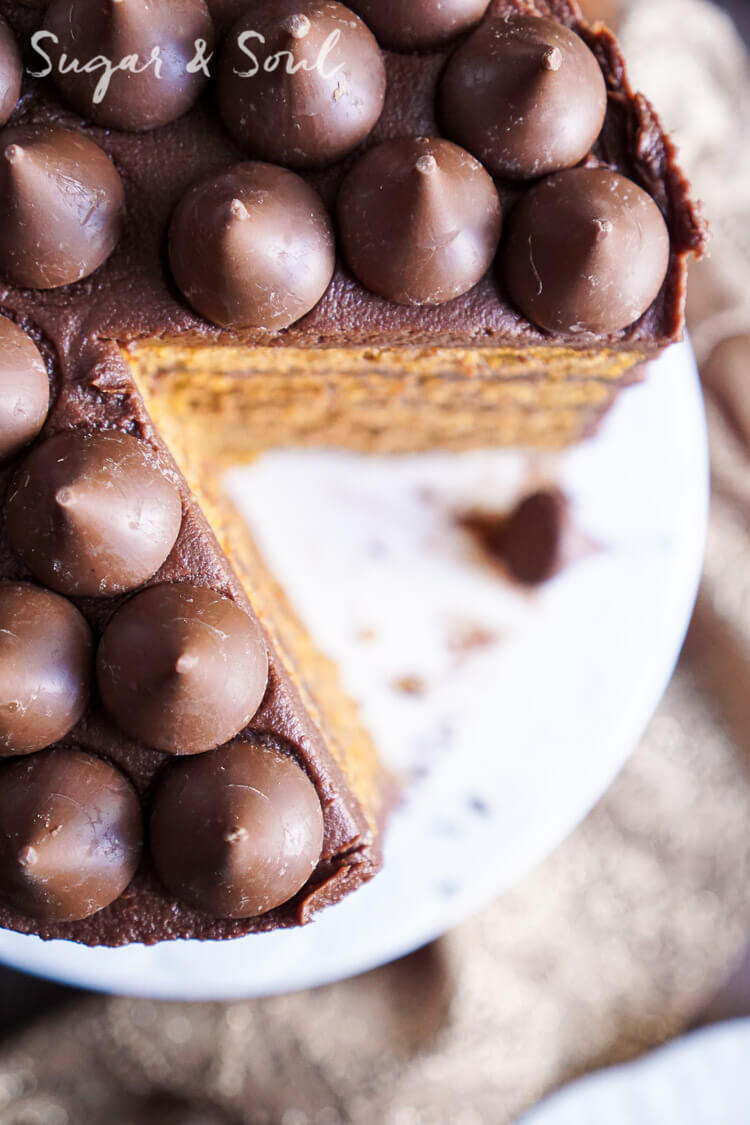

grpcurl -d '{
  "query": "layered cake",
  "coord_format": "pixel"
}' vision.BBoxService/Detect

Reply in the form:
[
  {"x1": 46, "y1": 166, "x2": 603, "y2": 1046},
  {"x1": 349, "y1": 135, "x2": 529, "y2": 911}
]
[{"x1": 0, "y1": 0, "x2": 704, "y2": 945}]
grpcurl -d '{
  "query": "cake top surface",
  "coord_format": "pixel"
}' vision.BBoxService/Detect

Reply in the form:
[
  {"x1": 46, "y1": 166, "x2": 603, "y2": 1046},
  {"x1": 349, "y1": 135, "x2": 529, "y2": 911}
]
[{"x1": 0, "y1": 0, "x2": 706, "y2": 354}]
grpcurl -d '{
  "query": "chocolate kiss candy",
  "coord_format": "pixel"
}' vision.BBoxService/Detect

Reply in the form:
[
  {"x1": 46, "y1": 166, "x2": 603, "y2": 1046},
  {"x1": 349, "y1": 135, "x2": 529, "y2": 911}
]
[
  {"x1": 440, "y1": 15, "x2": 607, "y2": 180},
  {"x1": 0, "y1": 748, "x2": 142, "y2": 922},
  {"x1": 5, "y1": 430, "x2": 183, "y2": 597},
  {"x1": 169, "y1": 162, "x2": 335, "y2": 330},
  {"x1": 503, "y1": 168, "x2": 671, "y2": 334},
  {"x1": 0, "y1": 125, "x2": 126, "y2": 289},
  {"x1": 0, "y1": 583, "x2": 93, "y2": 757},
  {"x1": 218, "y1": 0, "x2": 386, "y2": 168},
  {"x1": 97, "y1": 584, "x2": 270, "y2": 755},
  {"x1": 42, "y1": 0, "x2": 215, "y2": 132},
  {"x1": 151, "y1": 740, "x2": 324, "y2": 918},
  {"x1": 348, "y1": 0, "x2": 490, "y2": 51},
  {"x1": 338, "y1": 136, "x2": 502, "y2": 306},
  {"x1": 0, "y1": 14, "x2": 22, "y2": 126},
  {"x1": 0, "y1": 316, "x2": 49, "y2": 462}
]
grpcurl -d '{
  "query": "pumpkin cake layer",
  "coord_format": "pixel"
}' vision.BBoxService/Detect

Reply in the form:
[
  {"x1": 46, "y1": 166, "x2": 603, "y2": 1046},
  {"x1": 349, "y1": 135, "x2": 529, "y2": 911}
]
[{"x1": 130, "y1": 345, "x2": 642, "y2": 457}]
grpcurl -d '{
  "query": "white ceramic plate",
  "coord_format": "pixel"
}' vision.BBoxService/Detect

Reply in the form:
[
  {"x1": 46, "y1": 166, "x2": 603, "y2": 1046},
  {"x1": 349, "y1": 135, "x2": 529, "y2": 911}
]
[
  {"x1": 0, "y1": 342, "x2": 708, "y2": 1000},
  {"x1": 517, "y1": 1019, "x2": 750, "y2": 1124}
]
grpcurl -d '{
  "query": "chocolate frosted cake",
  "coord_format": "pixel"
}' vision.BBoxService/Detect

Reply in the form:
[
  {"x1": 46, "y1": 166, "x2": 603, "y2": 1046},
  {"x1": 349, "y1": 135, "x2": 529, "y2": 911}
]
[{"x1": 0, "y1": 0, "x2": 703, "y2": 946}]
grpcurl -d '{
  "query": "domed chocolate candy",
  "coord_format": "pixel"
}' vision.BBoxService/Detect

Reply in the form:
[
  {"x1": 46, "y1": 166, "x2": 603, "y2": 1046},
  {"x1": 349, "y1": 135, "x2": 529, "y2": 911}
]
[
  {"x1": 5, "y1": 431, "x2": 183, "y2": 598},
  {"x1": 348, "y1": 0, "x2": 490, "y2": 51},
  {"x1": 503, "y1": 168, "x2": 671, "y2": 334},
  {"x1": 338, "y1": 136, "x2": 502, "y2": 306},
  {"x1": 218, "y1": 0, "x2": 386, "y2": 168},
  {"x1": 97, "y1": 584, "x2": 269, "y2": 755},
  {"x1": 151, "y1": 740, "x2": 324, "y2": 918},
  {"x1": 0, "y1": 583, "x2": 93, "y2": 756},
  {"x1": 440, "y1": 15, "x2": 607, "y2": 180},
  {"x1": 0, "y1": 15, "x2": 22, "y2": 126},
  {"x1": 0, "y1": 748, "x2": 142, "y2": 922},
  {"x1": 0, "y1": 316, "x2": 49, "y2": 462},
  {"x1": 0, "y1": 125, "x2": 125, "y2": 289},
  {"x1": 42, "y1": 0, "x2": 215, "y2": 132},
  {"x1": 169, "y1": 162, "x2": 335, "y2": 330}
]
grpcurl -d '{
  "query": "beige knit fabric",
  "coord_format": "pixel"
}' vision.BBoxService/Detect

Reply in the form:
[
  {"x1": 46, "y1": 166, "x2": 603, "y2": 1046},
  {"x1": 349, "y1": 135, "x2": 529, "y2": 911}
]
[{"x1": 1, "y1": 2, "x2": 749, "y2": 1123}]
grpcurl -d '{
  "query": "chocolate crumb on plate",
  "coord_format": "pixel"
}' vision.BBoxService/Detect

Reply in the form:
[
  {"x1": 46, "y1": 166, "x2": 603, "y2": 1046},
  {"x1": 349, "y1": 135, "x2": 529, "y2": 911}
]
[{"x1": 460, "y1": 487, "x2": 591, "y2": 587}]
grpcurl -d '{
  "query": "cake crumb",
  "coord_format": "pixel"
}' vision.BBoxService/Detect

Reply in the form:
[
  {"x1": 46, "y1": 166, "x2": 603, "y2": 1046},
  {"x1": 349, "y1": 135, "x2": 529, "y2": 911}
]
[
  {"x1": 468, "y1": 796, "x2": 492, "y2": 817},
  {"x1": 392, "y1": 675, "x2": 426, "y2": 697},
  {"x1": 447, "y1": 620, "x2": 498, "y2": 654}
]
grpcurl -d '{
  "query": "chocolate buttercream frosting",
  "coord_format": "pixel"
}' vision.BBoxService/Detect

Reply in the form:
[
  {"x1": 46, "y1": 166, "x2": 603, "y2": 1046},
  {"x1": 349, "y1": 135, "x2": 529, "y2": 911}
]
[
  {"x1": 338, "y1": 136, "x2": 502, "y2": 306},
  {"x1": 218, "y1": 0, "x2": 386, "y2": 168},
  {"x1": 151, "y1": 740, "x2": 325, "y2": 918},
  {"x1": 440, "y1": 14, "x2": 607, "y2": 180}
]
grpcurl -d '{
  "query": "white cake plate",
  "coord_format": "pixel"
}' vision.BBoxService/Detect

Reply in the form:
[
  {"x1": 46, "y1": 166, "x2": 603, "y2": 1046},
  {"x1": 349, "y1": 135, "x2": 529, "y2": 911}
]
[
  {"x1": 0, "y1": 342, "x2": 708, "y2": 1000},
  {"x1": 518, "y1": 1019, "x2": 750, "y2": 1125}
]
